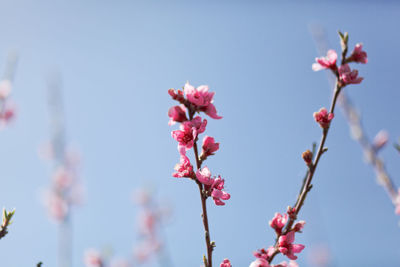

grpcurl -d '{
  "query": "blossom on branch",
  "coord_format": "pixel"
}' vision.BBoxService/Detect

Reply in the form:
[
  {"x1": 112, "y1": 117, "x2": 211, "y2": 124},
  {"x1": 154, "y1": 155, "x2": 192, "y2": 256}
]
[
  {"x1": 196, "y1": 167, "x2": 230, "y2": 206},
  {"x1": 338, "y1": 64, "x2": 363, "y2": 85},
  {"x1": 313, "y1": 108, "x2": 334, "y2": 129},
  {"x1": 348, "y1": 43, "x2": 368, "y2": 64},
  {"x1": 278, "y1": 231, "x2": 305, "y2": 260},
  {"x1": 312, "y1": 50, "x2": 338, "y2": 71},
  {"x1": 220, "y1": 258, "x2": 232, "y2": 267},
  {"x1": 184, "y1": 82, "x2": 222, "y2": 119}
]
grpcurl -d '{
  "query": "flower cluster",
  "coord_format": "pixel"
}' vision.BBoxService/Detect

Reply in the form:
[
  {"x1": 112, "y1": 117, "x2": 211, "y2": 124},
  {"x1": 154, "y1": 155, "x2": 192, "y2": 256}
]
[
  {"x1": 312, "y1": 35, "x2": 367, "y2": 87},
  {"x1": 251, "y1": 211, "x2": 305, "y2": 266},
  {"x1": 168, "y1": 82, "x2": 229, "y2": 206}
]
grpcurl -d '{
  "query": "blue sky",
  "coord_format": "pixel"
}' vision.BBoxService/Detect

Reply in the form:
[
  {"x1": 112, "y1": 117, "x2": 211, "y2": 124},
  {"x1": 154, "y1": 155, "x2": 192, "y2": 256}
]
[{"x1": 0, "y1": 1, "x2": 399, "y2": 266}]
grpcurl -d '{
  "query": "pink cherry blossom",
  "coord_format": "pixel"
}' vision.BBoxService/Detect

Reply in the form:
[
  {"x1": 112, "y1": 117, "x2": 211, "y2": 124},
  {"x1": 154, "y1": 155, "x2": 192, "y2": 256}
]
[
  {"x1": 172, "y1": 154, "x2": 194, "y2": 178},
  {"x1": 201, "y1": 136, "x2": 220, "y2": 159},
  {"x1": 196, "y1": 167, "x2": 230, "y2": 205},
  {"x1": 84, "y1": 249, "x2": 103, "y2": 267},
  {"x1": 313, "y1": 108, "x2": 334, "y2": 129},
  {"x1": 269, "y1": 213, "x2": 288, "y2": 235},
  {"x1": 190, "y1": 116, "x2": 207, "y2": 134},
  {"x1": 249, "y1": 258, "x2": 270, "y2": 267},
  {"x1": 278, "y1": 231, "x2": 305, "y2": 260},
  {"x1": 168, "y1": 105, "x2": 187, "y2": 125},
  {"x1": 171, "y1": 121, "x2": 197, "y2": 150},
  {"x1": 338, "y1": 64, "x2": 363, "y2": 85},
  {"x1": 312, "y1": 50, "x2": 338, "y2": 71},
  {"x1": 220, "y1": 258, "x2": 232, "y2": 267},
  {"x1": 184, "y1": 82, "x2": 222, "y2": 119},
  {"x1": 348, "y1": 43, "x2": 368, "y2": 64}
]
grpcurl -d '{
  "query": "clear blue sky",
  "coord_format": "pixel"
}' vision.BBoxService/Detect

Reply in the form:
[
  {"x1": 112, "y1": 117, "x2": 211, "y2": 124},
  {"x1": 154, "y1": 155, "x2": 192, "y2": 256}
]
[{"x1": 0, "y1": 1, "x2": 399, "y2": 266}]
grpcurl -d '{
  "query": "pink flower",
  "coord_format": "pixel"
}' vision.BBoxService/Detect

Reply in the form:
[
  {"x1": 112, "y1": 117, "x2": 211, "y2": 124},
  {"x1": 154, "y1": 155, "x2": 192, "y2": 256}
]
[
  {"x1": 220, "y1": 259, "x2": 232, "y2": 267},
  {"x1": 338, "y1": 64, "x2": 363, "y2": 85},
  {"x1": 171, "y1": 121, "x2": 197, "y2": 150},
  {"x1": 168, "y1": 105, "x2": 187, "y2": 125},
  {"x1": 168, "y1": 88, "x2": 185, "y2": 103},
  {"x1": 348, "y1": 43, "x2": 368, "y2": 64},
  {"x1": 84, "y1": 249, "x2": 103, "y2": 267},
  {"x1": 269, "y1": 213, "x2": 288, "y2": 235},
  {"x1": 201, "y1": 136, "x2": 220, "y2": 159},
  {"x1": 53, "y1": 166, "x2": 73, "y2": 190},
  {"x1": 249, "y1": 258, "x2": 270, "y2": 267},
  {"x1": 190, "y1": 116, "x2": 207, "y2": 134},
  {"x1": 278, "y1": 231, "x2": 305, "y2": 260},
  {"x1": 312, "y1": 50, "x2": 337, "y2": 71},
  {"x1": 184, "y1": 82, "x2": 222, "y2": 119},
  {"x1": 172, "y1": 154, "x2": 194, "y2": 178},
  {"x1": 196, "y1": 167, "x2": 230, "y2": 205},
  {"x1": 313, "y1": 108, "x2": 334, "y2": 129}
]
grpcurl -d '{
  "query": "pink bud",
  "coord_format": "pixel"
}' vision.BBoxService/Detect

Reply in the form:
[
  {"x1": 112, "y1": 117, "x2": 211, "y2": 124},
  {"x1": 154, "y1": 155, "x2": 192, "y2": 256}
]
[
  {"x1": 313, "y1": 108, "x2": 334, "y2": 129},
  {"x1": 312, "y1": 50, "x2": 337, "y2": 71}
]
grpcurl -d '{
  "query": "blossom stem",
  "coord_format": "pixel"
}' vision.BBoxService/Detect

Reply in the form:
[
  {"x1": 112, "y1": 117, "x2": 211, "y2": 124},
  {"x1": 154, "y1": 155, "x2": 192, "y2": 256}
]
[
  {"x1": 189, "y1": 109, "x2": 213, "y2": 267},
  {"x1": 268, "y1": 81, "x2": 342, "y2": 263}
]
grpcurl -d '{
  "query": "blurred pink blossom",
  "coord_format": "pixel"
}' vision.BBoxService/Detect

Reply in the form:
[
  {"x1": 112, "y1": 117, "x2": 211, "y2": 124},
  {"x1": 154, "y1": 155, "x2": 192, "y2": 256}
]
[
  {"x1": 372, "y1": 130, "x2": 389, "y2": 151},
  {"x1": 84, "y1": 249, "x2": 103, "y2": 267}
]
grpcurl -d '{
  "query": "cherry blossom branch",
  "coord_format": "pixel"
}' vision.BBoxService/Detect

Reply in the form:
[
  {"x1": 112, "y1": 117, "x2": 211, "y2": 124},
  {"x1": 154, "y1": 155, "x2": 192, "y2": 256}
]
[
  {"x1": 189, "y1": 109, "x2": 213, "y2": 267},
  {"x1": 310, "y1": 26, "x2": 399, "y2": 210},
  {"x1": 251, "y1": 31, "x2": 367, "y2": 266},
  {"x1": 168, "y1": 83, "x2": 227, "y2": 267}
]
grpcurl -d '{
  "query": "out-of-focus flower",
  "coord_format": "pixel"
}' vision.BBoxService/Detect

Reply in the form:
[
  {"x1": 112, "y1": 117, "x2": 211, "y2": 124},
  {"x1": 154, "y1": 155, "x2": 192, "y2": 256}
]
[
  {"x1": 84, "y1": 249, "x2": 103, "y2": 267},
  {"x1": 313, "y1": 108, "x2": 334, "y2": 129},
  {"x1": 338, "y1": 64, "x2": 363, "y2": 85},
  {"x1": 0, "y1": 80, "x2": 11, "y2": 99},
  {"x1": 312, "y1": 50, "x2": 337, "y2": 71},
  {"x1": 372, "y1": 130, "x2": 389, "y2": 152}
]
